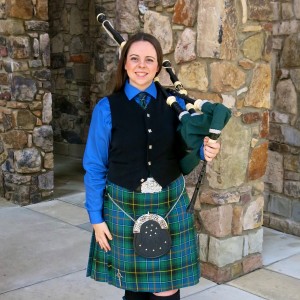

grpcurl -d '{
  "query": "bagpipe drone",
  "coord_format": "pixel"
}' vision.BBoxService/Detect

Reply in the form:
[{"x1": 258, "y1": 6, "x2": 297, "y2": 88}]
[{"x1": 95, "y1": 10, "x2": 231, "y2": 213}]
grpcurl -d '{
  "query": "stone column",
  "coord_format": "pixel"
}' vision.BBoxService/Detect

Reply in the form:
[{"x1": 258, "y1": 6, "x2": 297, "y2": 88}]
[
  {"x1": 0, "y1": 0, "x2": 53, "y2": 204},
  {"x1": 49, "y1": 0, "x2": 91, "y2": 157},
  {"x1": 264, "y1": 0, "x2": 300, "y2": 236}
]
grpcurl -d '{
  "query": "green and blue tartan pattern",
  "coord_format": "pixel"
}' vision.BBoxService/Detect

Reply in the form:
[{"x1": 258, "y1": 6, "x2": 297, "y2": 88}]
[{"x1": 86, "y1": 176, "x2": 200, "y2": 292}]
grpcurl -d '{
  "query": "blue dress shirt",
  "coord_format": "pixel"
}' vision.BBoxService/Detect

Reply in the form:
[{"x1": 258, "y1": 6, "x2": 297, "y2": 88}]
[{"x1": 83, "y1": 81, "x2": 204, "y2": 224}]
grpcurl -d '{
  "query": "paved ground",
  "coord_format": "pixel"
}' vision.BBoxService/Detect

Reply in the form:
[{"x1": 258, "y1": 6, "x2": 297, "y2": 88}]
[{"x1": 0, "y1": 155, "x2": 300, "y2": 300}]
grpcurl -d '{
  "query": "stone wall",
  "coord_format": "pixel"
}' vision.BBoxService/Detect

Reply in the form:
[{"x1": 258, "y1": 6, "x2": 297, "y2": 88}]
[
  {"x1": 49, "y1": 0, "x2": 91, "y2": 157},
  {"x1": 0, "y1": 0, "x2": 53, "y2": 204},
  {"x1": 264, "y1": 1, "x2": 300, "y2": 236},
  {"x1": 91, "y1": 0, "x2": 272, "y2": 283}
]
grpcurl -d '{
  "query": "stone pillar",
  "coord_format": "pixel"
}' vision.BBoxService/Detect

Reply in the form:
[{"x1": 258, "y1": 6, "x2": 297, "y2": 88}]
[
  {"x1": 141, "y1": 0, "x2": 271, "y2": 283},
  {"x1": 0, "y1": 0, "x2": 53, "y2": 205},
  {"x1": 49, "y1": 0, "x2": 91, "y2": 157},
  {"x1": 264, "y1": 0, "x2": 300, "y2": 236}
]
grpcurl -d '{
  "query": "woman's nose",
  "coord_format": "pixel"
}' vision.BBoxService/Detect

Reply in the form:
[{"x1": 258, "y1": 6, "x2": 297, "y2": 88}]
[{"x1": 138, "y1": 59, "x2": 145, "y2": 67}]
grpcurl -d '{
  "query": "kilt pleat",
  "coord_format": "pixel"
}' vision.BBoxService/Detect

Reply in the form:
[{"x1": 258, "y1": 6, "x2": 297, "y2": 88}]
[{"x1": 86, "y1": 175, "x2": 200, "y2": 292}]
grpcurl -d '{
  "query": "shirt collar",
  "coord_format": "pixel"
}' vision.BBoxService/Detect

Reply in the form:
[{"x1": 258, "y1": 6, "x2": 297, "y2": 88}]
[{"x1": 124, "y1": 81, "x2": 157, "y2": 100}]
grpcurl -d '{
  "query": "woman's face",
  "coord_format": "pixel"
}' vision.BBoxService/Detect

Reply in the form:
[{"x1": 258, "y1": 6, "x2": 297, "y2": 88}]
[{"x1": 124, "y1": 41, "x2": 159, "y2": 91}]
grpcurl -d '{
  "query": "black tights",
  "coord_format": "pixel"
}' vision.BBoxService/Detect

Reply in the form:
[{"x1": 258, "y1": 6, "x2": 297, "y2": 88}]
[{"x1": 124, "y1": 290, "x2": 180, "y2": 300}]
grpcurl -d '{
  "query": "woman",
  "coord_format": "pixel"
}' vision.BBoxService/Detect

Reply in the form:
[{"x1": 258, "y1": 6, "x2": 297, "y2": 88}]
[{"x1": 83, "y1": 32, "x2": 220, "y2": 300}]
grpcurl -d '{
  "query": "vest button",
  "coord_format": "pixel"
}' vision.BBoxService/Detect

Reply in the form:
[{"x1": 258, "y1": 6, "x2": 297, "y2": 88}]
[
  {"x1": 149, "y1": 145, "x2": 152, "y2": 149},
  {"x1": 148, "y1": 161, "x2": 152, "y2": 166},
  {"x1": 141, "y1": 178, "x2": 145, "y2": 182},
  {"x1": 147, "y1": 113, "x2": 150, "y2": 118},
  {"x1": 148, "y1": 129, "x2": 152, "y2": 133}
]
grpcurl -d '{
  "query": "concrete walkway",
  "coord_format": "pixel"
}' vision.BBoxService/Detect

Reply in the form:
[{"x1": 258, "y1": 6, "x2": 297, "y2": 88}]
[{"x1": 1, "y1": 156, "x2": 300, "y2": 300}]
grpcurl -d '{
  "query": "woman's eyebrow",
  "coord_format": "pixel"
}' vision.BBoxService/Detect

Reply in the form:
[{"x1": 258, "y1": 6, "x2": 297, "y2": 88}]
[{"x1": 128, "y1": 54, "x2": 156, "y2": 59}]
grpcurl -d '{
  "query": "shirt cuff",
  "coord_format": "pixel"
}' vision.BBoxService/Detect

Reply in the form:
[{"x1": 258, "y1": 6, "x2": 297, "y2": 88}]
[
  {"x1": 88, "y1": 211, "x2": 104, "y2": 224},
  {"x1": 199, "y1": 144, "x2": 205, "y2": 161}
]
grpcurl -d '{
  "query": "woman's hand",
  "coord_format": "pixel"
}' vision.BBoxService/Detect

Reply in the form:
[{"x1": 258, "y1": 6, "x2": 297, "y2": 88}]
[
  {"x1": 203, "y1": 136, "x2": 221, "y2": 162},
  {"x1": 93, "y1": 222, "x2": 113, "y2": 252}
]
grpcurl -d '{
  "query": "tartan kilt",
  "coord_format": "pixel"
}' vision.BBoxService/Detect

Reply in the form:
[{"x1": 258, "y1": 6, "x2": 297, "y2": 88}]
[{"x1": 86, "y1": 175, "x2": 200, "y2": 292}]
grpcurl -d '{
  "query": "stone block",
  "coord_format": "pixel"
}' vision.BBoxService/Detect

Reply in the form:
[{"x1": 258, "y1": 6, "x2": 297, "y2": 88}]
[
  {"x1": 269, "y1": 214, "x2": 289, "y2": 233},
  {"x1": 33, "y1": 125, "x2": 53, "y2": 152},
  {"x1": 199, "y1": 233, "x2": 208, "y2": 262},
  {"x1": 174, "y1": 28, "x2": 196, "y2": 64},
  {"x1": 241, "y1": 112, "x2": 261, "y2": 124},
  {"x1": 247, "y1": 142, "x2": 268, "y2": 181},
  {"x1": 144, "y1": 11, "x2": 173, "y2": 54},
  {"x1": 70, "y1": 6, "x2": 84, "y2": 35},
  {"x1": 247, "y1": 228, "x2": 263, "y2": 254},
  {"x1": 281, "y1": 33, "x2": 300, "y2": 68},
  {"x1": 208, "y1": 117, "x2": 251, "y2": 189},
  {"x1": 232, "y1": 205, "x2": 243, "y2": 235},
  {"x1": 242, "y1": 254, "x2": 262, "y2": 274},
  {"x1": 38, "y1": 171, "x2": 54, "y2": 190},
  {"x1": 14, "y1": 148, "x2": 41, "y2": 174},
  {"x1": 248, "y1": 0, "x2": 272, "y2": 21},
  {"x1": 8, "y1": 36, "x2": 30, "y2": 59},
  {"x1": 284, "y1": 181, "x2": 300, "y2": 199},
  {"x1": 36, "y1": 0, "x2": 48, "y2": 21},
  {"x1": 0, "y1": 20, "x2": 25, "y2": 35},
  {"x1": 270, "y1": 110, "x2": 290, "y2": 124},
  {"x1": 283, "y1": 154, "x2": 300, "y2": 173},
  {"x1": 264, "y1": 150, "x2": 283, "y2": 193},
  {"x1": 200, "y1": 205, "x2": 233, "y2": 237},
  {"x1": 115, "y1": 0, "x2": 140, "y2": 33},
  {"x1": 197, "y1": 0, "x2": 224, "y2": 58},
  {"x1": 11, "y1": 76, "x2": 37, "y2": 102},
  {"x1": 8, "y1": 0, "x2": 33, "y2": 19},
  {"x1": 25, "y1": 20, "x2": 49, "y2": 31},
  {"x1": 268, "y1": 194, "x2": 291, "y2": 218},
  {"x1": 244, "y1": 63, "x2": 271, "y2": 109},
  {"x1": 208, "y1": 236, "x2": 244, "y2": 267},
  {"x1": 173, "y1": 0, "x2": 197, "y2": 26},
  {"x1": 200, "y1": 189, "x2": 240, "y2": 205},
  {"x1": 13, "y1": 110, "x2": 37, "y2": 130},
  {"x1": 243, "y1": 196, "x2": 264, "y2": 230},
  {"x1": 290, "y1": 69, "x2": 300, "y2": 91},
  {"x1": 210, "y1": 62, "x2": 245, "y2": 92},
  {"x1": 242, "y1": 33, "x2": 264, "y2": 61},
  {"x1": 275, "y1": 79, "x2": 297, "y2": 115},
  {"x1": 292, "y1": 200, "x2": 300, "y2": 222},
  {"x1": 73, "y1": 64, "x2": 90, "y2": 83},
  {"x1": 42, "y1": 92, "x2": 52, "y2": 124},
  {"x1": 2, "y1": 130, "x2": 27, "y2": 149},
  {"x1": 201, "y1": 262, "x2": 231, "y2": 284},
  {"x1": 178, "y1": 61, "x2": 208, "y2": 91},
  {"x1": 260, "y1": 110, "x2": 269, "y2": 138}
]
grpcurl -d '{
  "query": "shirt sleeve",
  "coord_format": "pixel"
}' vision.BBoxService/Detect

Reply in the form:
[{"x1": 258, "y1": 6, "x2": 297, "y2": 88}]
[
  {"x1": 83, "y1": 98, "x2": 111, "y2": 224},
  {"x1": 199, "y1": 144, "x2": 205, "y2": 160}
]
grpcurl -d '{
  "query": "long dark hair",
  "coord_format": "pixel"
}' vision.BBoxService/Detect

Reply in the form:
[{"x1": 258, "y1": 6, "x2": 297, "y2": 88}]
[{"x1": 114, "y1": 32, "x2": 163, "y2": 92}]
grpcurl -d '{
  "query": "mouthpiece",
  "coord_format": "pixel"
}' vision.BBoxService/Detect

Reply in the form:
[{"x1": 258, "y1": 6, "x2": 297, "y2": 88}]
[
  {"x1": 162, "y1": 60, "x2": 172, "y2": 68},
  {"x1": 95, "y1": 8, "x2": 106, "y2": 24}
]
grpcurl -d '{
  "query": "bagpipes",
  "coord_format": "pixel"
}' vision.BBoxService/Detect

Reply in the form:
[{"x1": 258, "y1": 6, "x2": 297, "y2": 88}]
[{"x1": 95, "y1": 10, "x2": 231, "y2": 213}]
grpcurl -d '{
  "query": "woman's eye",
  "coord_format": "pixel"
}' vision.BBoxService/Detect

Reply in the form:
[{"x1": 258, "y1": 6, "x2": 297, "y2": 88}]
[
  {"x1": 131, "y1": 57, "x2": 138, "y2": 61},
  {"x1": 146, "y1": 59, "x2": 154, "y2": 63}
]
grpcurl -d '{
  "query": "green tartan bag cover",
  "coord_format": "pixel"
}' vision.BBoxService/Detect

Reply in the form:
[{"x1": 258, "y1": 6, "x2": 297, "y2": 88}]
[{"x1": 133, "y1": 213, "x2": 172, "y2": 258}]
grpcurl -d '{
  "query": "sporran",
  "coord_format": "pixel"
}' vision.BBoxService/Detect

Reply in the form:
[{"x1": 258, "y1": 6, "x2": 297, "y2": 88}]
[{"x1": 133, "y1": 213, "x2": 171, "y2": 258}]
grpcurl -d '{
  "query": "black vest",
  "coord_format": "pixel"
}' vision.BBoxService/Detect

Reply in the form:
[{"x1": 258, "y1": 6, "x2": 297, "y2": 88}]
[{"x1": 107, "y1": 88, "x2": 183, "y2": 190}]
